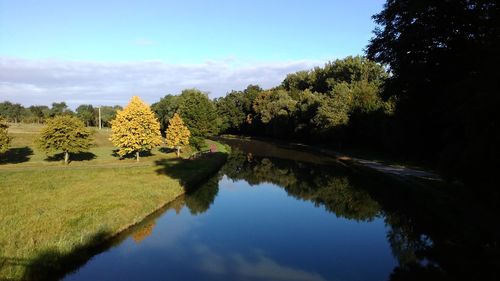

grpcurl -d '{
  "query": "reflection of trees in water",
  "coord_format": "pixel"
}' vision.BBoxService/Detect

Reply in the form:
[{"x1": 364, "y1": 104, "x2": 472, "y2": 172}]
[
  {"x1": 222, "y1": 150, "x2": 381, "y2": 221},
  {"x1": 129, "y1": 178, "x2": 221, "y2": 244},
  {"x1": 222, "y1": 149, "x2": 500, "y2": 280},
  {"x1": 132, "y1": 222, "x2": 156, "y2": 243},
  {"x1": 166, "y1": 147, "x2": 499, "y2": 280},
  {"x1": 185, "y1": 175, "x2": 220, "y2": 215},
  {"x1": 370, "y1": 178, "x2": 500, "y2": 281}
]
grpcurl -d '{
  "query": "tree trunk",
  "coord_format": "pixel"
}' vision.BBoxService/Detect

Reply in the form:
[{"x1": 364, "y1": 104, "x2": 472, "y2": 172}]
[
  {"x1": 64, "y1": 151, "x2": 69, "y2": 165},
  {"x1": 136, "y1": 151, "x2": 140, "y2": 162},
  {"x1": 176, "y1": 147, "x2": 180, "y2": 158}
]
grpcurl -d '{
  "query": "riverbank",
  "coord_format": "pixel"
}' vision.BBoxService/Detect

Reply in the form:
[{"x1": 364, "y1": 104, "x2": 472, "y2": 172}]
[
  {"x1": 0, "y1": 124, "x2": 229, "y2": 280},
  {"x1": 219, "y1": 134, "x2": 443, "y2": 182}
]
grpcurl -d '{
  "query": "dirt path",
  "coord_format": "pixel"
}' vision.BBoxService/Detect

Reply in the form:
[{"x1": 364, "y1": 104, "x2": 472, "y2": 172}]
[
  {"x1": 295, "y1": 144, "x2": 443, "y2": 181},
  {"x1": 343, "y1": 157, "x2": 442, "y2": 181}
]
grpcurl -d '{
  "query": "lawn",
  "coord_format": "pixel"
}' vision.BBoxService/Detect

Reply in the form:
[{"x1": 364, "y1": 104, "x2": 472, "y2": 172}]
[{"x1": 0, "y1": 123, "x2": 229, "y2": 280}]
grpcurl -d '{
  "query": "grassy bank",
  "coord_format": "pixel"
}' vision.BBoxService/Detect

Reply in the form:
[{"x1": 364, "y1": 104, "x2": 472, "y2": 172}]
[{"x1": 0, "y1": 123, "x2": 229, "y2": 280}]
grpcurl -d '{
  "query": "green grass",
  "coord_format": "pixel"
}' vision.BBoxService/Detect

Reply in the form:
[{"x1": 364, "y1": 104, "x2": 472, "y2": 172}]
[{"x1": 0, "y1": 123, "x2": 229, "y2": 280}]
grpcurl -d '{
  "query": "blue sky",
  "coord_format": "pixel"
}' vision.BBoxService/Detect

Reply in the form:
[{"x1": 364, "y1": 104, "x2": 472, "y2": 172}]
[{"x1": 0, "y1": 0, "x2": 385, "y2": 106}]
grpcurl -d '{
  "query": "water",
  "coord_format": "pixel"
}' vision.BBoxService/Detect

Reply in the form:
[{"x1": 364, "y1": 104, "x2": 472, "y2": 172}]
[{"x1": 62, "y1": 139, "x2": 500, "y2": 281}]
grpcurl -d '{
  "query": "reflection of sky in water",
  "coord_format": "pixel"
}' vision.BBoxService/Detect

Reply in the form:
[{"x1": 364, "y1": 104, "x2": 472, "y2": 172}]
[{"x1": 64, "y1": 175, "x2": 396, "y2": 281}]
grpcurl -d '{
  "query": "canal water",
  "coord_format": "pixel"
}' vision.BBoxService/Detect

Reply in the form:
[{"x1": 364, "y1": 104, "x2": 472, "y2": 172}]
[{"x1": 62, "y1": 139, "x2": 499, "y2": 281}]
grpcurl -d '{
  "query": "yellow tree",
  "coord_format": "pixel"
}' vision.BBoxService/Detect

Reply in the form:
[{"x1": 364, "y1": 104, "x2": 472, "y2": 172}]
[
  {"x1": 110, "y1": 96, "x2": 162, "y2": 161},
  {"x1": 165, "y1": 113, "x2": 190, "y2": 157}
]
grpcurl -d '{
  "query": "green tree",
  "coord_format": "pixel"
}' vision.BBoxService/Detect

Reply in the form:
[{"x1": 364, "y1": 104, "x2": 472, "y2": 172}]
[
  {"x1": 76, "y1": 104, "x2": 96, "y2": 126},
  {"x1": 282, "y1": 70, "x2": 314, "y2": 93},
  {"x1": 282, "y1": 56, "x2": 386, "y2": 94},
  {"x1": 293, "y1": 90, "x2": 323, "y2": 135},
  {"x1": 100, "y1": 105, "x2": 122, "y2": 127},
  {"x1": 215, "y1": 91, "x2": 247, "y2": 132},
  {"x1": 152, "y1": 94, "x2": 180, "y2": 132},
  {"x1": 0, "y1": 101, "x2": 24, "y2": 123},
  {"x1": 177, "y1": 89, "x2": 219, "y2": 138},
  {"x1": 36, "y1": 115, "x2": 94, "y2": 164},
  {"x1": 252, "y1": 89, "x2": 297, "y2": 138},
  {"x1": 50, "y1": 102, "x2": 73, "y2": 117},
  {"x1": 165, "y1": 113, "x2": 191, "y2": 157},
  {"x1": 0, "y1": 117, "x2": 12, "y2": 154},
  {"x1": 215, "y1": 85, "x2": 263, "y2": 134},
  {"x1": 110, "y1": 96, "x2": 162, "y2": 161},
  {"x1": 313, "y1": 83, "x2": 352, "y2": 131},
  {"x1": 29, "y1": 105, "x2": 50, "y2": 124},
  {"x1": 253, "y1": 89, "x2": 297, "y2": 124}
]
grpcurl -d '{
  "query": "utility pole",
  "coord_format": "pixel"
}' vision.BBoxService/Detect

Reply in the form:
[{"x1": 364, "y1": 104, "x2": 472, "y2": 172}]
[{"x1": 98, "y1": 106, "x2": 102, "y2": 129}]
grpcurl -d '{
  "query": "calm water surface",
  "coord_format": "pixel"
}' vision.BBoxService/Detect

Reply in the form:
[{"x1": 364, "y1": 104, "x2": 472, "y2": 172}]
[{"x1": 62, "y1": 139, "x2": 500, "y2": 281}]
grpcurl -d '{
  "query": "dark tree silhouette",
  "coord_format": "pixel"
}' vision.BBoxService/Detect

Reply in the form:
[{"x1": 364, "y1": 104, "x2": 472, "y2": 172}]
[{"x1": 367, "y1": 0, "x2": 500, "y2": 187}]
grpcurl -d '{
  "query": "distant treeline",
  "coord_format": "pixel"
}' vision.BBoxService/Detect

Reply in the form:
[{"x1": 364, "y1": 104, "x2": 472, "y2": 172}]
[
  {"x1": 0, "y1": 102, "x2": 122, "y2": 127},
  {"x1": 214, "y1": 56, "x2": 392, "y2": 148}
]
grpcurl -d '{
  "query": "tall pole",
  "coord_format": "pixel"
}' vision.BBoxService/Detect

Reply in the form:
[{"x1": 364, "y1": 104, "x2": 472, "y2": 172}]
[{"x1": 98, "y1": 106, "x2": 102, "y2": 130}]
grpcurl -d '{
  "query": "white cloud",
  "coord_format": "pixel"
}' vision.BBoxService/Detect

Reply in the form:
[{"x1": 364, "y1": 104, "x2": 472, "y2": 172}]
[
  {"x1": 192, "y1": 244, "x2": 328, "y2": 281},
  {"x1": 0, "y1": 56, "x2": 321, "y2": 108},
  {"x1": 232, "y1": 254, "x2": 327, "y2": 281}
]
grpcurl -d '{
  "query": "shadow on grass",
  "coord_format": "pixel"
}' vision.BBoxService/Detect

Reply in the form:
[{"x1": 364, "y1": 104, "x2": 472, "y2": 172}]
[
  {"x1": 154, "y1": 152, "x2": 228, "y2": 192},
  {"x1": 0, "y1": 147, "x2": 33, "y2": 164},
  {"x1": 0, "y1": 230, "x2": 111, "y2": 281},
  {"x1": 111, "y1": 149, "x2": 153, "y2": 159},
  {"x1": 158, "y1": 147, "x2": 175, "y2": 154},
  {"x1": 45, "y1": 152, "x2": 96, "y2": 163}
]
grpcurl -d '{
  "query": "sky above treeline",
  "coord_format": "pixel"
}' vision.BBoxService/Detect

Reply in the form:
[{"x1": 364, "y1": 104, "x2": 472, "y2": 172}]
[{"x1": 0, "y1": 0, "x2": 385, "y2": 107}]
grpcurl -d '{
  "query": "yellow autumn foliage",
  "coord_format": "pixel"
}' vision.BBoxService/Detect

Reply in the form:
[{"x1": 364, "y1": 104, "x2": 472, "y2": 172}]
[
  {"x1": 110, "y1": 96, "x2": 162, "y2": 160},
  {"x1": 165, "y1": 113, "x2": 190, "y2": 157}
]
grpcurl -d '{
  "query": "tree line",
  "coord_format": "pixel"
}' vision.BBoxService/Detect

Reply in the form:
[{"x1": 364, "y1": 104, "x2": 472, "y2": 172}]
[
  {"x1": 0, "y1": 101, "x2": 122, "y2": 127},
  {"x1": 150, "y1": 57, "x2": 393, "y2": 152},
  {"x1": 213, "y1": 56, "x2": 393, "y2": 148}
]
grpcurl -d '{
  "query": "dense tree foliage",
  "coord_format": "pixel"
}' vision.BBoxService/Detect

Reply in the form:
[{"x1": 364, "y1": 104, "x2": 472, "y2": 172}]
[
  {"x1": 76, "y1": 104, "x2": 96, "y2": 126},
  {"x1": 152, "y1": 95, "x2": 179, "y2": 132},
  {"x1": 367, "y1": 0, "x2": 500, "y2": 185},
  {"x1": 153, "y1": 89, "x2": 220, "y2": 150},
  {"x1": 0, "y1": 102, "x2": 24, "y2": 123},
  {"x1": 282, "y1": 55, "x2": 387, "y2": 94},
  {"x1": 0, "y1": 101, "x2": 120, "y2": 127},
  {"x1": 177, "y1": 89, "x2": 220, "y2": 138},
  {"x1": 29, "y1": 105, "x2": 50, "y2": 124},
  {"x1": 165, "y1": 113, "x2": 191, "y2": 157},
  {"x1": 215, "y1": 56, "x2": 391, "y2": 148},
  {"x1": 110, "y1": 96, "x2": 162, "y2": 161},
  {"x1": 214, "y1": 85, "x2": 262, "y2": 134},
  {"x1": 99, "y1": 105, "x2": 122, "y2": 128},
  {"x1": 36, "y1": 115, "x2": 94, "y2": 164},
  {"x1": 214, "y1": 91, "x2": 247, "y2": 133},
  {"x1": 49, "y1": 102, "x2": 73, "y2": 117},
  {"x1": 0, "y1": 117, "x2": 11, "y2": 154}
]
